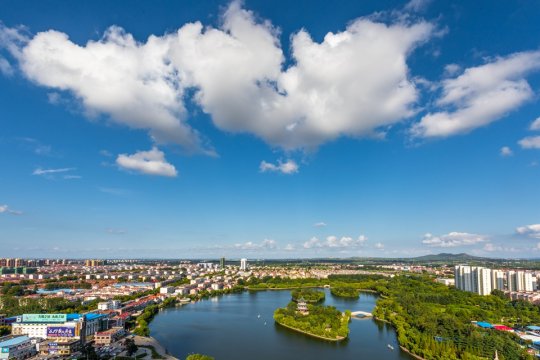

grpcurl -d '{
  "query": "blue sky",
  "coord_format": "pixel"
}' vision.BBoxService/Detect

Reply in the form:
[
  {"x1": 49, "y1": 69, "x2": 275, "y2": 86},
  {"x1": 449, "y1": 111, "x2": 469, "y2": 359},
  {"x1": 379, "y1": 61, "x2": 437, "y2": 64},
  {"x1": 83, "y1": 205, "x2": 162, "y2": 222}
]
[{"x1": 0, "y1": 0, "x2": 540, "y2": 259}]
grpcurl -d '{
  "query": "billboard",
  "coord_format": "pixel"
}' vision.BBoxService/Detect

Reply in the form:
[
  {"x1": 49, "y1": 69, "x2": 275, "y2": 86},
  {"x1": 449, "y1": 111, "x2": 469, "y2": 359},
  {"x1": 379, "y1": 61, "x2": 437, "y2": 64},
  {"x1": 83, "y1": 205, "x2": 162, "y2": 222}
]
[
  {"x1": 47, "y1": 327, "x2": 75, "y2": 338},
  {"x1": 22, "y1": 314, "x2": 67, "y2": 323}
]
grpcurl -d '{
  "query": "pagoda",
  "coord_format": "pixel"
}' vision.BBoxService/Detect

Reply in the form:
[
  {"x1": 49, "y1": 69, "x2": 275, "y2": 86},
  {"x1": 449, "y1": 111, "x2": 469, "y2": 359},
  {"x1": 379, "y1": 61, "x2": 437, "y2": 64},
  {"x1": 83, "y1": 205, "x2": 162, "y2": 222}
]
[{"x1": 297, "y1": 297, "x2": 309, "y2": 315}]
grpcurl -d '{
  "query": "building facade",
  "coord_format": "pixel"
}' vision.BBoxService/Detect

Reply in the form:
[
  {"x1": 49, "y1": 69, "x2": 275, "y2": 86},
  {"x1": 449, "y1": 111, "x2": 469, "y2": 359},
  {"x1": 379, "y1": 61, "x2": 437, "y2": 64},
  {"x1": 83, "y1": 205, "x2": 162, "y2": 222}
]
[
  {"x1": 0, "y1": 335, "x2": 36, "y2": 360},
  {"x1": 455, "y1": 265, "x2": 492, "y2": 295},
  {"x1": 456, "y1": 265, "x2": 536, "y2": 295},
  {"x1": 240, "y1": 258, "x2": 248, "y2": 271}
]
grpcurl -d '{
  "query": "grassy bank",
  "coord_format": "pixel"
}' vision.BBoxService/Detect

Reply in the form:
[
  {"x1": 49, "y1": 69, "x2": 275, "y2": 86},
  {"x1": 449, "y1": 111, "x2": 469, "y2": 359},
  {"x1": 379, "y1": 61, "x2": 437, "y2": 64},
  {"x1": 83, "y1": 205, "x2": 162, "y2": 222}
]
[{"x1": 274, "y1": 319, "x2": 347, "y2": 342}]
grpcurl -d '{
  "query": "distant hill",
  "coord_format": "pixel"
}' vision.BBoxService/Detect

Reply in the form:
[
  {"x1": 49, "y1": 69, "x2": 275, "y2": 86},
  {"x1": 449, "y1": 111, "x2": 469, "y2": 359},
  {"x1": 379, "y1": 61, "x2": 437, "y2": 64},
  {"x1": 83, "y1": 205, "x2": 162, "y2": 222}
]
[{"x1": 410, "y1": 253, "x2": 485, "y2": 262}]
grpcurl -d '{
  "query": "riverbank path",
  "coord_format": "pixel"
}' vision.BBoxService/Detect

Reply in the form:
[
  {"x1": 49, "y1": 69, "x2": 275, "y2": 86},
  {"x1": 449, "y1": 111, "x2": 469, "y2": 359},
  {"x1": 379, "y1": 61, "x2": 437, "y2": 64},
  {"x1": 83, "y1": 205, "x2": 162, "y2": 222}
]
[{"x1": 134, "y1": 335, "x2": 178, "y2": 360}]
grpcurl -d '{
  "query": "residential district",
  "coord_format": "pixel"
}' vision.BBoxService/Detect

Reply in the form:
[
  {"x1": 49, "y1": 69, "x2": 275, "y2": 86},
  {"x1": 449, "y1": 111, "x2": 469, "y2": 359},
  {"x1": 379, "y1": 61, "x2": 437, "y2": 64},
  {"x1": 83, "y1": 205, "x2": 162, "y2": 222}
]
[{"x1": 1, "y1": 257, "x2": 540, "y2": 359}]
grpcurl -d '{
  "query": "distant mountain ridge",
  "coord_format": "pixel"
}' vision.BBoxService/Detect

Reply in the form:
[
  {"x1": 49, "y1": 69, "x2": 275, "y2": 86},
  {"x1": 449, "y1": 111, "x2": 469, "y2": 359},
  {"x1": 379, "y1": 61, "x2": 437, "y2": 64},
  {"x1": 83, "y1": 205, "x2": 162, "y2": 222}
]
[{"x1": 410, "y1": 253, "x2": 485, "y2": 261}]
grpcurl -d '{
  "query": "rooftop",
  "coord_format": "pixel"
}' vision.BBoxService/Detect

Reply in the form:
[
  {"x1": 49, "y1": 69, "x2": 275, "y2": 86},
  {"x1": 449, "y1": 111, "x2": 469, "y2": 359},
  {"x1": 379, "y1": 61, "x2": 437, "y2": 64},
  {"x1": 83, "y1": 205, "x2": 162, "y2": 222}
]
[{"x1": 0, "y1": 335, "x2": 30, "y2": 347}]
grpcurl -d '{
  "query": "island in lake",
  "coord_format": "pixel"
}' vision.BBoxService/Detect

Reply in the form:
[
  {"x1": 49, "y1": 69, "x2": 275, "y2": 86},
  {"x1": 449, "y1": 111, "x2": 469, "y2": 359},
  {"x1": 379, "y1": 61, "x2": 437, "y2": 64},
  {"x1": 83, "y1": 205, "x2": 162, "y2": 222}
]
[
  {"x1": 273, "y1": 297, "x2": 351, "y2": 341},
  {"x1": 330, "y1": 286, "x2": 360, "y2": 299},
  {"x1": 291, "y1": 288, "x2": 325, "y2": 303}
]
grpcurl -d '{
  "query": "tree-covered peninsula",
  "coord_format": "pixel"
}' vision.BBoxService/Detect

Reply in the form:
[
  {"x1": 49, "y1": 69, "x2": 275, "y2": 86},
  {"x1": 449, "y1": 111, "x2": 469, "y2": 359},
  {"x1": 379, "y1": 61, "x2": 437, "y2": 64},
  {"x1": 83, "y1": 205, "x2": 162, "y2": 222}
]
[
  {"x1": 273, "y1": 301, "x2": 351, "y2": 341},
  {"x1": 253, "y1": 273, "x2": 539, "y2": 359},
  {"x1": 291, "y1": 288, "x2": 325, "y2": 303},
  {"x1": 373, "y1": 276, "x2": 537, "y2": 360},
  {"x1": 330, "y1": 286, "x2": 360, "y2": 299}
]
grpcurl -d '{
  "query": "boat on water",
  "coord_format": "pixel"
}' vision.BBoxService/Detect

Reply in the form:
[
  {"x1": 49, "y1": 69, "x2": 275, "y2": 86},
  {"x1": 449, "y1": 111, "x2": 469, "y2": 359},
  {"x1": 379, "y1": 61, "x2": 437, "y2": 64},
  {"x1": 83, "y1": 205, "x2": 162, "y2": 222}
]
[
  {"x1": 387, "y1": 344, "x2": 394, "y2": 350},
  {"x1": 258, "y1": 314, "x2": 261, "y2": 318}
]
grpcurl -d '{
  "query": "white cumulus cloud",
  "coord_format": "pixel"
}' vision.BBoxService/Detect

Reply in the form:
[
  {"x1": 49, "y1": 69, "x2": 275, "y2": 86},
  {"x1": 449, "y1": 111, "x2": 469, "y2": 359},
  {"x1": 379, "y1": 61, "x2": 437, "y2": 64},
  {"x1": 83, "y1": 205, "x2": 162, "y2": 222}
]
[
  {"x1": 443, "y1": 63, "x2": 461, "y2": 77},
  {"x1": 3, "y1": 2, "x2": 435, "y2": 152},
  {"x1": 169, "y1": 4, "x2": 433, "y2": 150},
  {"x1": 259, "y1": 159, "x2": 299, "y2": 174},
  {"x1": 234, "y1": 239, "x2": 277, "y2": 251},
  {"x1": 530, "y1": 117, "x2": 540, "y2": 131},
  {"x1": 303, "y1": 235, "x2": 367, "y2": 249},
  {"x1": 519, "y1": 136, "x2": 540, "y2": 149},
  {"x1": 404, "y1": 0, "x2": 432, "y2": 12},
  {"x1": 0, "y1": 57, "x2": 13, "y2": 76},
  {"x1": 284, "y1": 244, "x2": 295, "y2": 251},
  {"x1": 18, "y1": 27, "x2": 206, "y2": 152},
  {"x1": 303, "y1": 237, "x2": 321, "y2": 249},
  {"x1": 483, "y1": 243, "x2": 518, "y2": 253},
  {"x1": 0, "y1": 204, "x2": 23, "y2": 215},
  {"x1": 116, "y1": 147, "x2": 177, "y2": 177},
  {"x1": 422, "y1": 232, "x2": 487, "y2": 247},
  {"x1": 500, "y1": 146, "x2": 513, "y2": 157},
  {"x1": 516, "y1": 224, "x2": 540, "y2": 239},
  {"x1": 412, "y1": 51, "x2": 540, "y2": 138}
]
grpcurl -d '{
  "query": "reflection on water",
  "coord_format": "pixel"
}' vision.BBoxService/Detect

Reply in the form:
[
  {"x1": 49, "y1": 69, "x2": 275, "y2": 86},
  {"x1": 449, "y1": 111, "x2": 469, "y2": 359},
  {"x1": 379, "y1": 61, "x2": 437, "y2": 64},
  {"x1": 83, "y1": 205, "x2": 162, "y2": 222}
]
[{"x1": 150, "y1": 289, "x2": 413, "y2": 360}]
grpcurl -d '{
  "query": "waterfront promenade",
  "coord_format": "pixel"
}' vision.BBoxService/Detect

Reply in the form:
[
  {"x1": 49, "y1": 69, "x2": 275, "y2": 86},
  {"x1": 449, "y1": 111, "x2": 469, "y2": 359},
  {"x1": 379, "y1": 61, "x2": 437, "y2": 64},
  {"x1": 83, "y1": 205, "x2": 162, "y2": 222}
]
[{"x1": 134, "y1": 335, "x2": 178, "y2": 360}]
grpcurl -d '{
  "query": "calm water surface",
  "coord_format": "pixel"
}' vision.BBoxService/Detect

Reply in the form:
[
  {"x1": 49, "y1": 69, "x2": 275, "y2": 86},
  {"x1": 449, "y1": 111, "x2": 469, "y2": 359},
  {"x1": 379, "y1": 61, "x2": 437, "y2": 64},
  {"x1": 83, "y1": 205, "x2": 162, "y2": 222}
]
[{"x1": 150, "y1": 289, "x2": 413, "y2": 360}]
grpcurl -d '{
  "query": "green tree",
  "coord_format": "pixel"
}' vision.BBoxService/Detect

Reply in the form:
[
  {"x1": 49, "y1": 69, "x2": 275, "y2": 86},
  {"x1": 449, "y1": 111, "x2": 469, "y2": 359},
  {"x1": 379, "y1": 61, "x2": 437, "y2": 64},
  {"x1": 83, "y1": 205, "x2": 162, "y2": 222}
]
[
  {"x1": 186, "y1": 354, "x2": 214, "y2": 360},
  {"x1": 81, "y1": 343, "x2": 99, "y2": 360},
  {"x1": 124, "y1": 338, "x2": 138, "y2": 356}
]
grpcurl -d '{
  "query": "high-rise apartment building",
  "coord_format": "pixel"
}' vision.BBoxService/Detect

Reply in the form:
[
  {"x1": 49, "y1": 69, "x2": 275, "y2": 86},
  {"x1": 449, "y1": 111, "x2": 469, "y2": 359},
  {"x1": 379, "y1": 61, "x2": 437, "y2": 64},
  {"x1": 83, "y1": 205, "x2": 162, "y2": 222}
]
[
  {"x1": 455, "y1": 265, "x2": 492, "y2": 295},
  {"x1": 220, "y1": 257, "x2": 225, "y2": 270},
  {"x1": 473, "y1": 267, "x2": 492, "y2": 295},
  {"x1": 457, "y1": 266, "x2": 536, "y2": 295},
  {"x1": 506, "y1": 271, "x2": 534, "y2": 292},
  {"x1": 455, "y1": 265, "x2": 473, "y2": 292},
  {"x1": 85, "y1": 259, "x2": 104, "y2": 267},
  {"x1": 240, "y1": 258, "x2": 248, "y2": 271},
  {"x1": 512, "y1": 271, "x2": 534, "y2": 292},
  {"x1": 491, "y1": 270, "x2": 504, "y2": 290}
]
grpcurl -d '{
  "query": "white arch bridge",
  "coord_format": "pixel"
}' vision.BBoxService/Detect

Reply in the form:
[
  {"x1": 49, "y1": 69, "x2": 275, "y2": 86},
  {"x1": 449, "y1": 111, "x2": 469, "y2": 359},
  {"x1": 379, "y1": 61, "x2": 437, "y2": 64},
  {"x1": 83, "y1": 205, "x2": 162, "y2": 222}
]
[{"x1": 351, "y1": 311, "x2": 373, "y2": 318}]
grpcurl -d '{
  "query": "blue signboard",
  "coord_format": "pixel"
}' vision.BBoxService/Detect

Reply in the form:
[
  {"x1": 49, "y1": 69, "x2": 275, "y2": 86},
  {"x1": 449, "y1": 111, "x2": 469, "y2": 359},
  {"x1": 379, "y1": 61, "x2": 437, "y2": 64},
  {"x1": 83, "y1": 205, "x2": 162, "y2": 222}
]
[{"x1": 47, "y1": 326, "x2": 75, "y2": 337}]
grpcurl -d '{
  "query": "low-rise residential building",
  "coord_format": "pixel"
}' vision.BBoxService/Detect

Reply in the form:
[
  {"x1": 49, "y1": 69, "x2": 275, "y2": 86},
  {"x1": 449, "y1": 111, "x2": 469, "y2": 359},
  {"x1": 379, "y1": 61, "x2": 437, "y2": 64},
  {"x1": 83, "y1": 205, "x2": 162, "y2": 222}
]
[
  {"x1": 0, "y1": 335, "x2": 36, "y2": 360},
  {"x1": 94, "y1": 327, "x2": 125, "y2": 346},
  {"x1": 436, "y1": 278, "x2": 455, "y2": 286},
  {"x1": 211, "y1": 283, "x2": 223, "y2": 291},
  {"x1": 175, "y1": 287, "x2": 190, "y2": 295},
  {"x1": 160, "y1": 286, "x2": 174, "y2": 295},
  {"x1": 38, "y1": 339, "x2": 80, "y2": 356},
  {"x1": 98, "y1": 300, "x2": 121, "y2": 311}
]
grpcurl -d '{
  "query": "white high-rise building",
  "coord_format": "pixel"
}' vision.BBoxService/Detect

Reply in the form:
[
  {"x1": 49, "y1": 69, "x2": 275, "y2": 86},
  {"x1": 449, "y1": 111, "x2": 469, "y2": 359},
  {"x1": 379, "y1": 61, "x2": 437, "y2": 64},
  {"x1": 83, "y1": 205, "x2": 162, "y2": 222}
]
[
  {"x1": 473, "y1": 267, "x2": 492, "y2": 295},
  {"x1": 516, "y1": 271, "x2": 534, "y2": 291},
  {"x1": 505, "y1": 271, "x2": 534, "y2": 292},
  {"x1": 491, "y1": 270, "x2": 504, "y2": 290},
  {"x1": 455, "y1": 265, "x2": 493, "y2": 295},
  {"x1": 524, "y1": 272, "x2": 534, "y2": 292},
  {"x1": 455, "y1": 265, "x2": 473, "y2": 292},
  {"x1": 456, "y1": 266, "x2": 536, "y2": 295},
  {"x1": 240, "y1": 258, "x2": 248, "y2": 271},
  {"x1": 506, "y1": 271, "x2": 516, "y2": 291}
]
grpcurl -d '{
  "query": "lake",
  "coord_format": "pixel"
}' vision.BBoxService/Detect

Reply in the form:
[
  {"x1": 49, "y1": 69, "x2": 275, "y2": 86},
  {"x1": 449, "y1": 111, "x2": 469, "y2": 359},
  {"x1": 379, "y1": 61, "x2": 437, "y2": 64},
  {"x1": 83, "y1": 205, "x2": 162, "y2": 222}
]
[{"x1": 149, "y1": 288, "x2": 414, "y2": 360}]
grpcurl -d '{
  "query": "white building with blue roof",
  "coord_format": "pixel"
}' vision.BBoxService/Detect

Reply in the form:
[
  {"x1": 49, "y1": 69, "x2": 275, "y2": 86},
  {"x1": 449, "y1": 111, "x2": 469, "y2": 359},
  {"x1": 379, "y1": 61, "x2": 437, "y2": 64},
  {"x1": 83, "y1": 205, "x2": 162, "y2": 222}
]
[
  {"x1": 0, "y1": 335, "x2": 36, "y2": 360},
  {"x1": 11, "y1": 313, "x2": 107, "y2": 342}
]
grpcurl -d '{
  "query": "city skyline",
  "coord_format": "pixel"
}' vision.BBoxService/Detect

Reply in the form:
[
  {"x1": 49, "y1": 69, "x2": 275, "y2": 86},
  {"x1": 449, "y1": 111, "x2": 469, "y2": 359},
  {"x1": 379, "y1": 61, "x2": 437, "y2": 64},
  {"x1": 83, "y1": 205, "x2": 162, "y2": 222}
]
[{"x1": 1, "y1": 0, "x2": 540, "y2": 258}]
